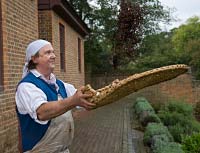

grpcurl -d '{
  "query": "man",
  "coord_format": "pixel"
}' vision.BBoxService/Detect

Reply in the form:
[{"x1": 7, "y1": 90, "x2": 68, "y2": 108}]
[{"x1": 15, "y1": 39, "x2": 95, "y2": 153}]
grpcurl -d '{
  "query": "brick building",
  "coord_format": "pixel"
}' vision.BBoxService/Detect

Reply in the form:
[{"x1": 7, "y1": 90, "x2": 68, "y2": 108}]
[{"x1": 0, "y1": 0, "x2": 89, "y2": 152}]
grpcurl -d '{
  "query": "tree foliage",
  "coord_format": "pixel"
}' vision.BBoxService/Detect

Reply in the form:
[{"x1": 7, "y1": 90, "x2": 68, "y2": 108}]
[
  {"x1": 113, "y1": 0, "x2": 144, "y2": 68},
  {"x1": 113, "y1": 0, "x2": 171, "y2": 68},
  {"x1": 172, "y1": 16, "x2": 200, "y2": 79},
  {"x1": 172, "y1": 16, "x2": 200, "y2": 52},
  {"x1": 127, "y1": 16, "x2": 200, "y2": 79},
  {"x1": 68, "y1": 0, "x2": 171, "y2": 74},
  {"x1": 68, "y1": 0, "x2": 119, "y2": 73},
  {"x1": 68, "y1": 0, "x2": 92, "y2": 22}
]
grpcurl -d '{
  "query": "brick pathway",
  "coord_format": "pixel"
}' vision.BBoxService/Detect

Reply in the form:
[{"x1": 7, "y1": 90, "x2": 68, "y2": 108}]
[{"x1": 69, "y1": 95, "x2": 138, "y2": 153}]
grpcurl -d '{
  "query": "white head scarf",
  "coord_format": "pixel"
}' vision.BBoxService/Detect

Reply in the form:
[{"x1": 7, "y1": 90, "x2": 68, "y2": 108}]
[{"x1": 22, "y1": 39, "x2": 51, "y2": 78}]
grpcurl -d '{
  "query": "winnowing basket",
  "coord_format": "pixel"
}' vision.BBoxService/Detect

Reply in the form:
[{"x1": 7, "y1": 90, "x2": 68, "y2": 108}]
[{"x1": 84, "y1": 64, "x2": 189, "y2": 108}]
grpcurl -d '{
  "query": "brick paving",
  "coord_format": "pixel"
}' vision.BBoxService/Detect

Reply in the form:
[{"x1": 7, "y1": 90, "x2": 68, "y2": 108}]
[{"x1": 69, "y1": 95, "x2": 138, "y2": 153}]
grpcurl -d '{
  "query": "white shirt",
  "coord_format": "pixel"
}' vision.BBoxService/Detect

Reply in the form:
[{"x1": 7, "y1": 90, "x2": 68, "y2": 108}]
[{"x1": 15, "y1": 69, "x2": 76, "y2": 125}]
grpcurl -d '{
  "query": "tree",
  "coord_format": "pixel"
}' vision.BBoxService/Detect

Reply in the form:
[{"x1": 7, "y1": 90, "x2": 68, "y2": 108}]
[
  {"x1": 130, "y1": 31, "x2": 179, "y2": 72},
  {"x1": 186, "y1": 40, "x2": 200, "y2": 79},
  {"x1": 112, "y1": 0, "x2": 171, "y2": 69},
  {"x1": 113, "y1": 0, "x2": 144, "y2": 68},
  {"x1": 172, "y1": 16, "x2": 200, "y2": 53},
  {"x1": 172, "y1": 16, "x2": 200, "y2": 79},
  {"x1": 68, "y1": 0, "x2": 119, "y2": 74},
  {"x1": 67, "y1": 0, "x2": 93, "y2": 23},
  {"x1": 68, "y1": 0, "x2": 171, "y2": 73}
]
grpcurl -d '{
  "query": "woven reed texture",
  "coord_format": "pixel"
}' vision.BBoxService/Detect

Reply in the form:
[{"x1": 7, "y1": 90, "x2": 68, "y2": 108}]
[{"x1": 84, "y1": 64, "x2": 189, "y2": 108}]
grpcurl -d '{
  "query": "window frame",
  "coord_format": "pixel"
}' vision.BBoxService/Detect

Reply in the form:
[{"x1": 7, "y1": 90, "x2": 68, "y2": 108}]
[
  {"x1": 0, "y1": 2, "x2": 3, "y2": 92},
  {"x1": 78, "y1": 37, "x2": 81, "y2": 73},
  {"x1": 59, "y1": 23, "x2": 66, "y2": 72}
]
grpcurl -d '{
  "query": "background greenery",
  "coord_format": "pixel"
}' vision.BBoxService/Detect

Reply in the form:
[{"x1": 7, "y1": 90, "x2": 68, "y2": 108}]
[{"x1": 68, "y1": 0, "x2": 200, "y2": 79}]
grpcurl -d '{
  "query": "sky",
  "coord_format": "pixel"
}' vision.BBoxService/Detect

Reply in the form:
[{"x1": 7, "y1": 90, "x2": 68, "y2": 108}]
[
  {"x1": 89, "y1": 0, "x2": 200, "y2": 31},
  {"x1": 159, "y1": 0, "x2": 200, "y2": 31}
]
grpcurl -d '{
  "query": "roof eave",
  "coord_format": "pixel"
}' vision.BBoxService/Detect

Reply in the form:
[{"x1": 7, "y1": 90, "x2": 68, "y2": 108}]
[{"x1": 38, "y1": 0, "x2": 90, "y2": 37}]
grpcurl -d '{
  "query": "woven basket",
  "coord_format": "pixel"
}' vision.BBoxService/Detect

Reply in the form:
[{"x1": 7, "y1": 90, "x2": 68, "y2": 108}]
[{"x1": 84, "y1": 64, "x2": 189, "y2": 108}]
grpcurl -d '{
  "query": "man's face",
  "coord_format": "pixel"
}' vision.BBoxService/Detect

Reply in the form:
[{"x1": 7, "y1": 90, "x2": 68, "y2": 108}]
[{"x1": 32, "y1": 44, "x2": 56, "y2": 73}]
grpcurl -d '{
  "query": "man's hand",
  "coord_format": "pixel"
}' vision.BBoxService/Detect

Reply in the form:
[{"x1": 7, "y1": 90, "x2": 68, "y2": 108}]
[{"x1": 71, "y1": 86, "x2": 96, "y2": 110}]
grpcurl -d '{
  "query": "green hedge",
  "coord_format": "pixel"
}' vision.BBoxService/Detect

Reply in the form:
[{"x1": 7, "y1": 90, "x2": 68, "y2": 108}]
[
  {"x1": 143, "y1": 123, "x2": 174, "y2": 146},
  {"x1": 135, "y1": 97, "x2": 155, "y2": 115},
  {"x1": 134, "y1": 97, "x2": 161, "y2": 126},
  {"x1": 158, "y1": 101, "x2": 200, "y2": 142},
  {"x1": 152, "y1": 141, "x2": 184, "y2": 153},
  {"x1": 139, "y1": 111, "x2": 161, "y2": 126},
  {"x1": 182, "y1": 132, "x2": 200, "y2": 153},
  {"x1": 134, "y1": 97, "x2": 184, "y2": 153},
  {"x1": 165, "y1": 101, "x2": 193, "y2": 116}
]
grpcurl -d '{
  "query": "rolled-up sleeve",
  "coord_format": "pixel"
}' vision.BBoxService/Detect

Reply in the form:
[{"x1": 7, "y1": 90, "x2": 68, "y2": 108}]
[
  {"x1": 64, "y1": 83, "x2": 77, "y2": 97},
  {"x1": 15, "y1": 82, "x2": 49, "y2": 124}
]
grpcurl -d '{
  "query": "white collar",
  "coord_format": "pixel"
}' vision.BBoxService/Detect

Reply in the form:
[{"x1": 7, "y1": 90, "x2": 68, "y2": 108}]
[{"x1": 30, "y1": 69, "x2": 57, "y2": 86}]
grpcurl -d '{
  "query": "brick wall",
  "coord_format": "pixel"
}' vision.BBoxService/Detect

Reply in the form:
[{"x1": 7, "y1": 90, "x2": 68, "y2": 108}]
[
  {"x1": 135, "y1": 74, "x2": 198, "y2": 104},
  {"x1": 0, "y1": 1, "x2": 87, "y2": 152},
  {"x1": 0, "y1": 0, "x2": 38, "y2": 152},
  {"x1": 38, "y1": 10, "x2": 85, "y2": 88},
  {"x1": 87, "y1": 73, "x2": 200, "y2": 105},
  {"x1": 38, "y1": 10, "x2": 52, "y2": 42}
]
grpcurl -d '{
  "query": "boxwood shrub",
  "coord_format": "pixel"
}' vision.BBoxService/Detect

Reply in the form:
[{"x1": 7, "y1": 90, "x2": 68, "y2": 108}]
[
  {"x1": 143, "y1": 123, "x2": 173, "y2": 146},
  {"x1": 135, "y1": 97, "x2": 155, "y2": 115},
  {"x1": 152, "y1": 141, "x2": 184, "y2": 153}
]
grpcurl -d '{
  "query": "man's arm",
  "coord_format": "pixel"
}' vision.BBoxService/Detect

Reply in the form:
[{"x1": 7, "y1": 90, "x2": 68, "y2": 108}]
[{"x1": 36, "y1": 86, "x2": 95, "y2": 121}]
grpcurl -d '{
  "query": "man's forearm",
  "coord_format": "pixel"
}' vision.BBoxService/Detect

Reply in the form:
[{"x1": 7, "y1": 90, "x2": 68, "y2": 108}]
[{"x1": 36, "y1": 96, "x2": 76, "y2": 121}]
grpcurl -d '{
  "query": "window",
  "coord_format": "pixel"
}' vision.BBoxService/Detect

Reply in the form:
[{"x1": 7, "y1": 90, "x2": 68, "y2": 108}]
[
  {"x1": 0, "y1": 2, "x2": 3, "y2": 91},
  {"x1": 59, "y1": 23, "x2": 65, "y2": 71},
  {"x1": 78, "y1": 37, "x2": 81, "y2": 73}
]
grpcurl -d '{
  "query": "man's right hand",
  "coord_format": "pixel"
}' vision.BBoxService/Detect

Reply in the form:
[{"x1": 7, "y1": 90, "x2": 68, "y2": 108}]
[{"x1": 71, "y1": 86, "x2": 96, "y2": 110}]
